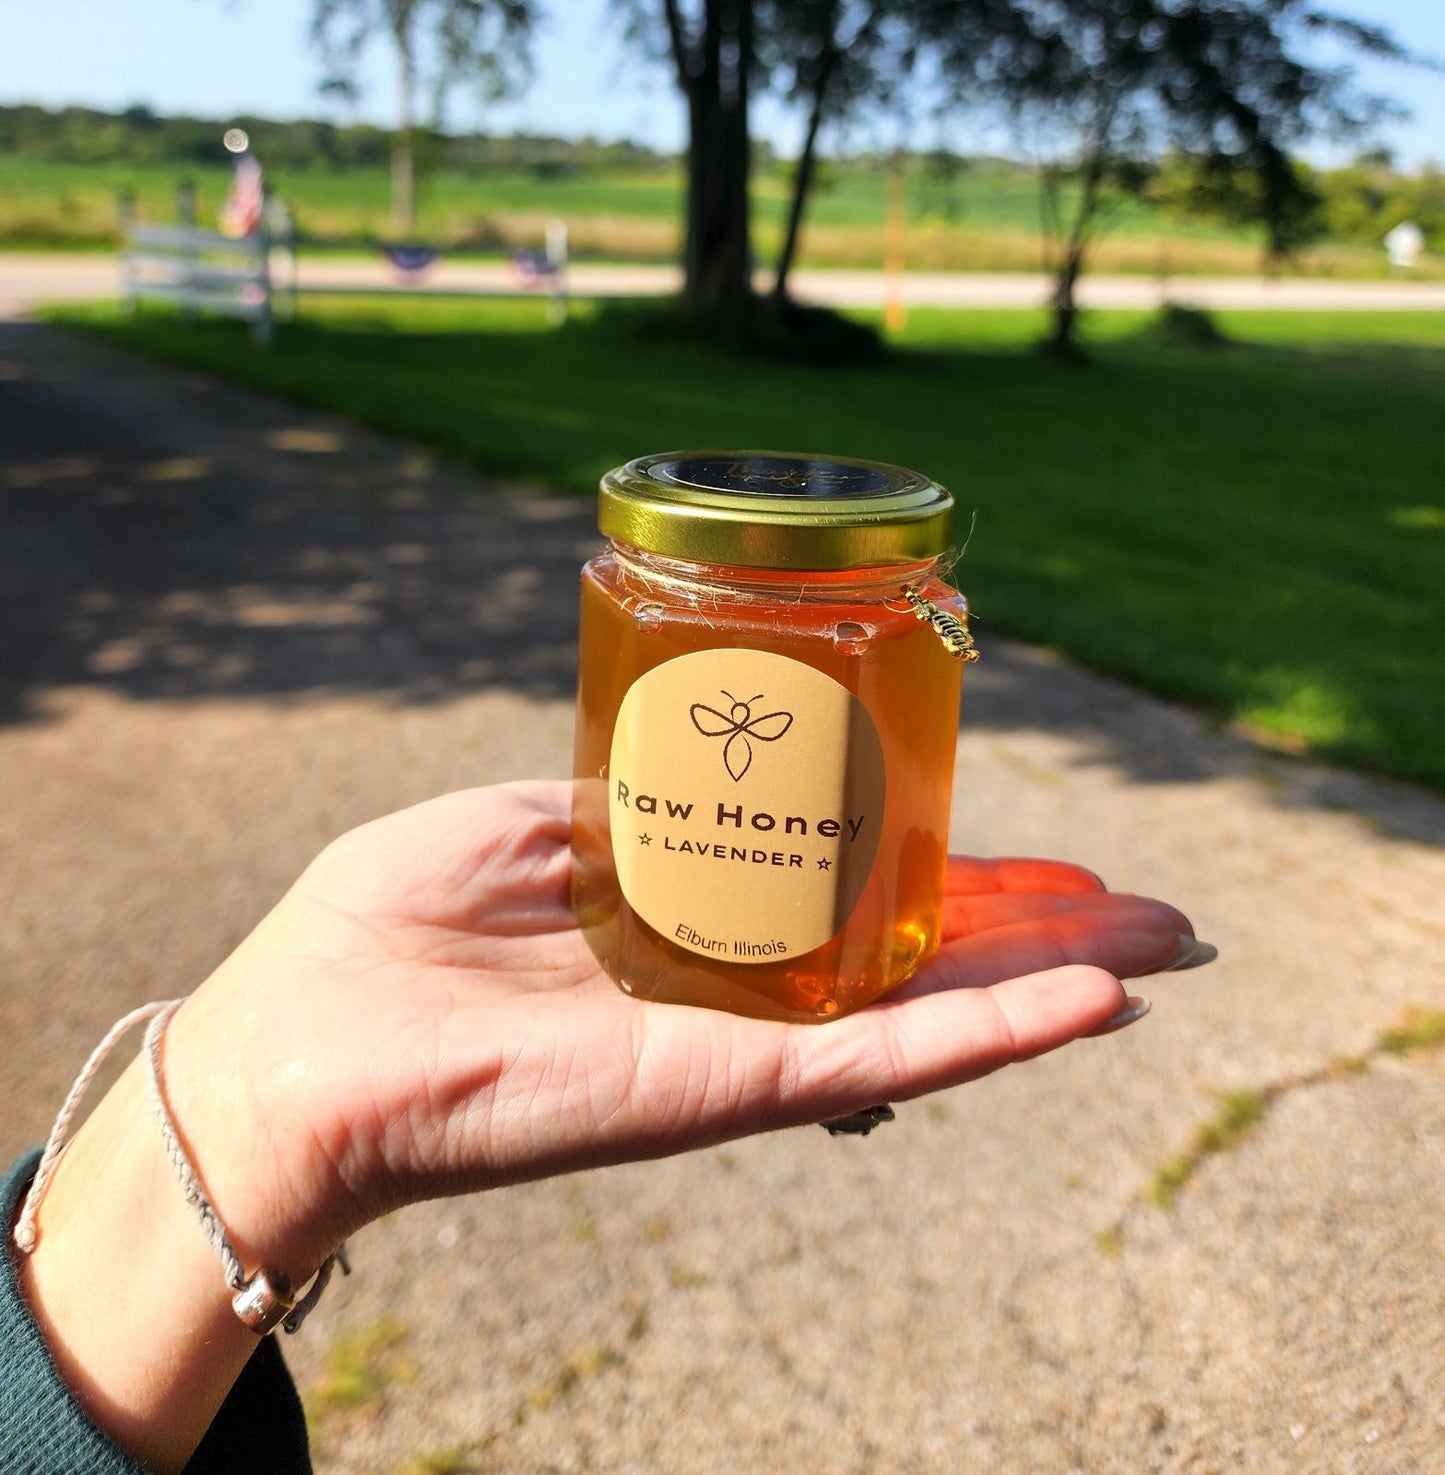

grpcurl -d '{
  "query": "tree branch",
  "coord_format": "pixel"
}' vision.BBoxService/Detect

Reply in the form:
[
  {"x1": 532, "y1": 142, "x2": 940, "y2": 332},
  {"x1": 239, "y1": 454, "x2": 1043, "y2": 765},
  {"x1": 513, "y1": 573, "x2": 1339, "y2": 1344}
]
[
  {"x1": 772, "y1": 24, "x2": 842, "y2": 299},
  {"x1": 662, "y1": 0, "x2": 695, "y2": 94}
]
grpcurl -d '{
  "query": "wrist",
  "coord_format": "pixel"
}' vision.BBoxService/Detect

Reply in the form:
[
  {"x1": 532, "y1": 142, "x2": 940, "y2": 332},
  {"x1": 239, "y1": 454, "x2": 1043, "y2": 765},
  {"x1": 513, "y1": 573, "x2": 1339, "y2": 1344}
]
[
  {"x1": 158, "y1": 975, "x2": 353, "y2": 1282},
  {"x1": 17, "y1": 1054, "x2": 267, "y2": 1473},
  {"x1": 15, "y1": 978, "x2": 360, "y2": 1473}
]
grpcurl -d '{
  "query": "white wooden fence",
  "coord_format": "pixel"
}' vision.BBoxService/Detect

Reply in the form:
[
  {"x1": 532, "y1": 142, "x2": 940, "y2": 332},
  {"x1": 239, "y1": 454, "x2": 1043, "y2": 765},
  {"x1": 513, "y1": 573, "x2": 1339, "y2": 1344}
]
[
  {"x1": 121, "y1": 190, "x2": 571, "y2": 345},
  {"x1": 122, "y1": 221, "x2": 274, "y2": 345}
]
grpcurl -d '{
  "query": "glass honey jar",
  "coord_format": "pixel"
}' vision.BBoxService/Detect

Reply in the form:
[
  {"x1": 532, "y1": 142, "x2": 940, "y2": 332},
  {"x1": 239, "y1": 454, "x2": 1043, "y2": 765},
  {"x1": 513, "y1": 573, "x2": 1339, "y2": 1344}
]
[{"x1": 571, "y1": 451, "x2": 974, "y2": 1024}]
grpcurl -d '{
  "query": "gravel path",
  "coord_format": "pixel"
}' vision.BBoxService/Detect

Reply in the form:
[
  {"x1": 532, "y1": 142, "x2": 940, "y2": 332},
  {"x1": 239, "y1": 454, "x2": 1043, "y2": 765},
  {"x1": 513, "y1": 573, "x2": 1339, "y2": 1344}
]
[{"x1": 1, "y1": 320, "x2": 1441, "y2": 1474}]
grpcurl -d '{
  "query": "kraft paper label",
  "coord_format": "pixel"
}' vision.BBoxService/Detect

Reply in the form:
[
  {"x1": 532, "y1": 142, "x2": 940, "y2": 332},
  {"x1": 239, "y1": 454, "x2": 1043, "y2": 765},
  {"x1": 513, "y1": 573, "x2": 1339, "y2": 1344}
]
[{"x1": 609, "y1": 648, "x2": 885, "y2": 962}]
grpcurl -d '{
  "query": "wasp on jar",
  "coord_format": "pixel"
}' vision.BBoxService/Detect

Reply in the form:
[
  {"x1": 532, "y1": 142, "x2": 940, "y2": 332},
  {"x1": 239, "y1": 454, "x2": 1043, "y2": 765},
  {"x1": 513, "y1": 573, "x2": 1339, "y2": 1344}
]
[
  {"x1": 689, "y1": 690, "x2": 794, "y2": 782},
  {"x1": 902, "y1": 587, "x2": 980, "y2": 662}
]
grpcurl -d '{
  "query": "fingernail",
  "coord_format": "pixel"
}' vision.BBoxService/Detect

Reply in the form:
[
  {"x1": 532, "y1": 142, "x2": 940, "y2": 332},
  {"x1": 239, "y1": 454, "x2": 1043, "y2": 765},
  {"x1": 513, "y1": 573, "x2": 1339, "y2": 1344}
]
[
  {"x1": 1084, "y1": 995, "x2": 1151, "y2": 1038},
  {"x1": 1165, "y1": 937, "x2": 1218, "y2": 972}
]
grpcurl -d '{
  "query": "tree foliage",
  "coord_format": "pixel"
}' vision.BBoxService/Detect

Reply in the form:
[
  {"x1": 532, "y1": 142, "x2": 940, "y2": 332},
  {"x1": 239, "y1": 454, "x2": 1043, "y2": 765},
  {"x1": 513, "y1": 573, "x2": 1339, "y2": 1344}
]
[
  {"x1": 311, "y1": 0, "x2": 536, "y2": 233},
  {"x1": 617, "y1": 0, "x2": 1412, "y2": 346},
  {"x1": 0, "y1": 103, "x2": 674, "y2": 181},
  {"x1": 977, "y1": 0, "x2": 1409, "y2": 350},
  {"x1": 1315, "y1": 157, "x2": 1445, "y2": 244}
]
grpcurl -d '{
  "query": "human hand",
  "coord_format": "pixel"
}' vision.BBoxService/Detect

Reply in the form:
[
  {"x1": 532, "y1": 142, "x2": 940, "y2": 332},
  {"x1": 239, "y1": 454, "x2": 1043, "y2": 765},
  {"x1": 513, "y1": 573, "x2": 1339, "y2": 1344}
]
[{"x1": 164, "y1": 780, "x2": 1201, "y2": 1278}]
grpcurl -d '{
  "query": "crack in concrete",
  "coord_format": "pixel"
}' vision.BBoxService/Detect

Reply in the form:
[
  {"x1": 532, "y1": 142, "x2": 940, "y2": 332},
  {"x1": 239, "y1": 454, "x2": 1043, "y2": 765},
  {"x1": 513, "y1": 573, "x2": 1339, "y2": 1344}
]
[{"x1": 1099, "y1": 1006, "x2": 1445, "y2": 1248}]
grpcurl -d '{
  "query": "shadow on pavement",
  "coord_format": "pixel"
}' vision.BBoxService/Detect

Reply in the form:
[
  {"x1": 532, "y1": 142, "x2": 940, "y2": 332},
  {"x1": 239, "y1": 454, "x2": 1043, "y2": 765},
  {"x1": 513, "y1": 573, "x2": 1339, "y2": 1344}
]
[
  {"x1": 0, "y1": 320, "x2": 596, "y2": 718},
  {"x1": 3, "y1": 319, "x2": 1441, "y2": 846}
]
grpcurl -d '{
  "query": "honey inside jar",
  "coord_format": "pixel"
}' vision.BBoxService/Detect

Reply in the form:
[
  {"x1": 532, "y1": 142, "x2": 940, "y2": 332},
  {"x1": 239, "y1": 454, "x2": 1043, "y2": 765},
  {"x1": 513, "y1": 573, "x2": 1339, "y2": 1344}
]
[{"x1": 571, "y1": 452, "x2": 969, "y2": 1024}]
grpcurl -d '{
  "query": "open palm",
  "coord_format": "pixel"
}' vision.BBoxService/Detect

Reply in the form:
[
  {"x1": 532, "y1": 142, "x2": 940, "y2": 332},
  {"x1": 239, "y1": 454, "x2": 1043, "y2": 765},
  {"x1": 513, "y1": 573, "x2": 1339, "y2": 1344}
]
[{"x1": 174, "y1": 781, "x2": 1194, "y2": 1268}]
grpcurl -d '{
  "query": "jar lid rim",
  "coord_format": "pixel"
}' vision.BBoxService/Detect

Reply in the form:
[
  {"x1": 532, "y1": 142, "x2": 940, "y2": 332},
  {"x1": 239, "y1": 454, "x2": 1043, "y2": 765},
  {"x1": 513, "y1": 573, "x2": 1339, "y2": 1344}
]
[{"x1": 599, "y1": 450, "x2": 954, "y2": 569}]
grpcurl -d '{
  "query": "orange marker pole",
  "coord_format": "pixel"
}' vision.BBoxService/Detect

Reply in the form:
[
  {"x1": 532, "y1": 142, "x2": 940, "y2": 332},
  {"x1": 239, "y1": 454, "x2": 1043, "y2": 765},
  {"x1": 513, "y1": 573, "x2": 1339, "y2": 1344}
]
[{"x1": 884, "y1": 157, "x2": 906, "y2": 335}]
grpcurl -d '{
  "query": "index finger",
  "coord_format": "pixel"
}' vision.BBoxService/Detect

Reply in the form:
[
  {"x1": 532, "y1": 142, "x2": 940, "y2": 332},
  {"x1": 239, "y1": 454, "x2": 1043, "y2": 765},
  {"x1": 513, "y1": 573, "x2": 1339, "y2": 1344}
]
[{"x1": 946, "y1": 855, "x2": 1107, "y2": 899}]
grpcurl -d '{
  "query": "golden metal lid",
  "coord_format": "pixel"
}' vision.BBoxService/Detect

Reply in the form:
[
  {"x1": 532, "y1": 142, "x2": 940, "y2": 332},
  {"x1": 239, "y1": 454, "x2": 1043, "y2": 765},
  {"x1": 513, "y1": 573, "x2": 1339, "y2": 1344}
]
[{"x1": 598, "y1": 451, "x2": 954, "y2": 570}]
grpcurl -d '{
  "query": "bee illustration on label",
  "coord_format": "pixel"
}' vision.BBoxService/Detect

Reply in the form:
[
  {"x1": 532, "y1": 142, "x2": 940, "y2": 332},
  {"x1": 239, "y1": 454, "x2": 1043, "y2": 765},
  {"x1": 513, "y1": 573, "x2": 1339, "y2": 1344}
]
[
  {"x1": 689, "y1": 690, "x2": 794, "y2": 782},
  {"x1": 902, "y1": 587, "x2": 980, "y2": 662}
]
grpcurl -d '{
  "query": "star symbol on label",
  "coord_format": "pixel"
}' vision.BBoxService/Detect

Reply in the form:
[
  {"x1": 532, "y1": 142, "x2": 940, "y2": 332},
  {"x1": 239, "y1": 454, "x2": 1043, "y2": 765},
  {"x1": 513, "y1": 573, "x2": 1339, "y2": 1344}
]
[
  {"x1": 816, "y1": 857, "x2": 831, "y2": 871},
  {"x1": 639, "y1": 833, "x2": 652, "y2": 846}
]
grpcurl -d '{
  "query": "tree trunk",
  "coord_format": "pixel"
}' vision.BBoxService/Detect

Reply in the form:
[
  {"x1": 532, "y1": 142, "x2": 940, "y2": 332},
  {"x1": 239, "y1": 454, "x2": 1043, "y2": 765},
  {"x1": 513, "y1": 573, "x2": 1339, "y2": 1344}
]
[
  {"x1": 772, "y1": 37, "x2": 838, "y2": 303},
  {"x1": 1049, "y1": 246, "x2": 1084, "y2": 352},
  {"x1": 680, "y1": 0, "x2": 755, "y2": 328},
  {"x1": 1047, "y1": 139, "x2": 1107, "y2": 355},
  {"x1": 392, "y1": 19, "x2": 416, "y2": 237}
]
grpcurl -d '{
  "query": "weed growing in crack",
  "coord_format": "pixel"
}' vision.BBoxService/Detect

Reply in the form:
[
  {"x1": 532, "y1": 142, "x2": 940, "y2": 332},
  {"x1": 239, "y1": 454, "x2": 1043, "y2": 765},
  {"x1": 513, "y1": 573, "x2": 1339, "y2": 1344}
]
[
  {"x1": 1099, "y1": 1000, "x2": 1443, "y2": 1251},
  {"x1": 1148, "y1": 1089, "x2": 1271, "y2": 1209},
  {"x1": 1376, "y1": 1006, "x2": 1445, "y2": 1057}
]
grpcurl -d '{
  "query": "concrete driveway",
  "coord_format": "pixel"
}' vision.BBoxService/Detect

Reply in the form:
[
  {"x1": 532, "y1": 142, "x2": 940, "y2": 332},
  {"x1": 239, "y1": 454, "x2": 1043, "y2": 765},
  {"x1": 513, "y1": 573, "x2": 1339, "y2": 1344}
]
[{"x1": 1, "y1": 319, "x2": 1441, "y2": 1474}]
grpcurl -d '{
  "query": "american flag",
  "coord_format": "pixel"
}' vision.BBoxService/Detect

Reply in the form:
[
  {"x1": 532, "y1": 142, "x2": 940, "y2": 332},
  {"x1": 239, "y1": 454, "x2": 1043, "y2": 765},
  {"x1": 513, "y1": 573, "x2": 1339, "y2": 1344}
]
[
  {"x1": 382, "y1": 245, "x2": 443, "y2": 282},
  {"x1": 512, "y1": 248, "x2": 561, "y2": 290},
  {"x1": 220, "y1": 155, "x2": 265, "y2": 239}
]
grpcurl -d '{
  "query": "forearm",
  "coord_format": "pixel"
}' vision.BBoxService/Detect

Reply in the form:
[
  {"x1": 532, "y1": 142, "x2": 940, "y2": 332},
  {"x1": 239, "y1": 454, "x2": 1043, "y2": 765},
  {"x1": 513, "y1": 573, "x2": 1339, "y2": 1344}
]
[{"x1": 12, "y1": 995, "x2": 328, "y2": 1473}]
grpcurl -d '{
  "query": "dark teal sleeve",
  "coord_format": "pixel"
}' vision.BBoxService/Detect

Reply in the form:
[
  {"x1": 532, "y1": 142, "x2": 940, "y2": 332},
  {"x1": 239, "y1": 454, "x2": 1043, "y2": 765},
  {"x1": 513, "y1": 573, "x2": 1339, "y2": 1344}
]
[{"x1": 2, "y1": 1152, "x2": 313, "y2": 1474}]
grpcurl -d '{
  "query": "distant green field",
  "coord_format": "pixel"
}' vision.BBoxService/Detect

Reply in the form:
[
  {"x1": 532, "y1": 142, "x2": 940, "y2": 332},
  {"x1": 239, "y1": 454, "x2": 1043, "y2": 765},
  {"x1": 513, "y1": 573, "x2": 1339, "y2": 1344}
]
[
  {"x1": 5, "y1": 156, "x2": 1431, "y2": 278},
  {"x1": 49, "y1": 298, "x2": 1445, "y2": 790},
  {"x1": 0, "y1": 154, "x2": 1231, "y2": 231}
]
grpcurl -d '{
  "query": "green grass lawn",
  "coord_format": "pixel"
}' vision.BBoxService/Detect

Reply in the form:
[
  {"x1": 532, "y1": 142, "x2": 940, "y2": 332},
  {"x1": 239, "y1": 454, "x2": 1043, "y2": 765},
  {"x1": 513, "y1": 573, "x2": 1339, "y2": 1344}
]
[{"x1": 49, "y1": 297, "x2": 1445, "y2": 790}]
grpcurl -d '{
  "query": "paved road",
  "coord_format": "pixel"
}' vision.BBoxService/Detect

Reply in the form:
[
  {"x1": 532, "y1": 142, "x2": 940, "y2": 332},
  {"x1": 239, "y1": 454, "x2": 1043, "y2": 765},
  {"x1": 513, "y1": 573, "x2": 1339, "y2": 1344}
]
[
  {"x1": 2, "y1": 320, "x2": 1442, "y2": 1474},
  {"x1": 5, "y1": 250, "x2": 1445, "y2": 316}
]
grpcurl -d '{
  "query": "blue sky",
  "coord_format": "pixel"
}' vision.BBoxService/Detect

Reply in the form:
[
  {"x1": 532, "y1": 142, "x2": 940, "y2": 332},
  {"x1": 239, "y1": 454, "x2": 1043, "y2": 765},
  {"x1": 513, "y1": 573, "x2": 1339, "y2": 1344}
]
[{"x1": 1, "y1": 0, "x2": 1441, "y2": 166}]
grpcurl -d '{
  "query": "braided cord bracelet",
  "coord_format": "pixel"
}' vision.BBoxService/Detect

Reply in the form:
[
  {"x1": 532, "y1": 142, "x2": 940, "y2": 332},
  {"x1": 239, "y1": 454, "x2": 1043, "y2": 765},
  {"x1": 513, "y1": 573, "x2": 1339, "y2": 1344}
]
[{"x1": 13, "y1": 999, "x2": 347, "y2": 1336}]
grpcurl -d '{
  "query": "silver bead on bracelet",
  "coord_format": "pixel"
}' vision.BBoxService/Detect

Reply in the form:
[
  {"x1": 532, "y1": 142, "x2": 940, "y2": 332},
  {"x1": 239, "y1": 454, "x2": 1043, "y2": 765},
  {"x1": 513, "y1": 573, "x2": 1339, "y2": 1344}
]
[{"x1": 13, "y1": 999, "x2": 348, "y2": 1336}]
